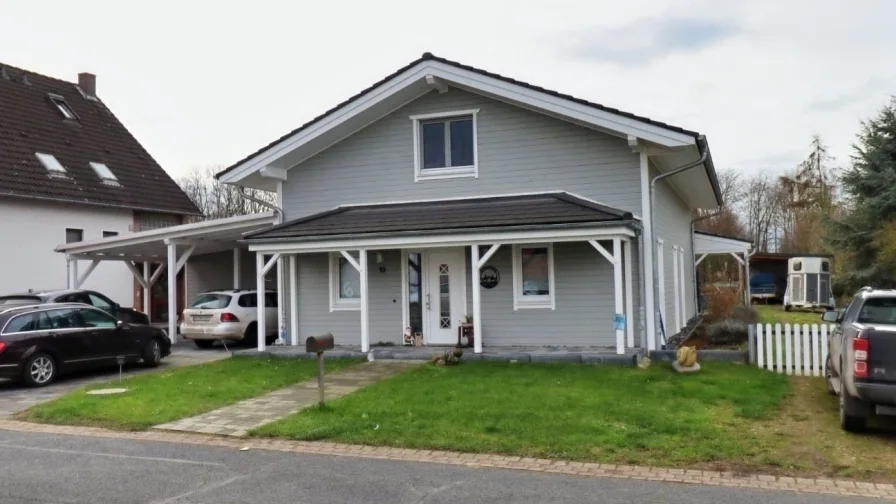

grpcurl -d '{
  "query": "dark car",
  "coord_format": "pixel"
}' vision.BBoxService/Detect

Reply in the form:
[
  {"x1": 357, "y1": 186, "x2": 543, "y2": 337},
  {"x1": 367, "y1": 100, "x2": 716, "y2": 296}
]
[
  {"x1": 824, "y1": 287, "x2": 896, "y2": 431},
  {"x1": 0, "y1": 289, "x2": 150, "y2": 325},
  {"x1": 0, "y1": 303, "x2": 171, "y2": 387}
]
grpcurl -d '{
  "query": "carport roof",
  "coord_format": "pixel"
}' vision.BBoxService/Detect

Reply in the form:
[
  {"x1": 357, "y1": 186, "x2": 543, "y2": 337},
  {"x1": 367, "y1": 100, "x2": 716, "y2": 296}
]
[
  {"x1": 55, "y1": 212, "x2": 278, "y2": 261},
  {"x1": 694, "y1": 230, "x2": 752, "y2": 255}
]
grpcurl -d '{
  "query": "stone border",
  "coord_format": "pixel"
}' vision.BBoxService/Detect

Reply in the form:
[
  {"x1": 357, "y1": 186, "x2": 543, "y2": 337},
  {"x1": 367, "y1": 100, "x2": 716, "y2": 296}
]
[{"x1": 0, "y1": 419, "x2": 892, "y2": 500}]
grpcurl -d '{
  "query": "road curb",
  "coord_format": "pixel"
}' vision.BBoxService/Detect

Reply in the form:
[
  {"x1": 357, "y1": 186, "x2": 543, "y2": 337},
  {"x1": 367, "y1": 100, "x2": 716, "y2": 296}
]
[{"x1": 0, "y1": 419, "x2": 892, "y2": 500}]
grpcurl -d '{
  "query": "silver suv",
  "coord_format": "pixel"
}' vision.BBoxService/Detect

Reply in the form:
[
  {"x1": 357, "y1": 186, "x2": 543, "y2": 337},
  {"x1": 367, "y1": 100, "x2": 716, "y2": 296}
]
[{"x1": 180, "y1": 290, "x2": 278, "y2": 348}]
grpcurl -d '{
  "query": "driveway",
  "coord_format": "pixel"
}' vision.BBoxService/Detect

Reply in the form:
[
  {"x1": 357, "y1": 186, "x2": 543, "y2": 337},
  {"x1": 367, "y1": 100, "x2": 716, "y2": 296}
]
[
  {"x1": 0, "y1": 429, "x2": 883, "y2": 504},
  {"x1": 0, "y1": 342, "x2": 228, "y2": 417}
]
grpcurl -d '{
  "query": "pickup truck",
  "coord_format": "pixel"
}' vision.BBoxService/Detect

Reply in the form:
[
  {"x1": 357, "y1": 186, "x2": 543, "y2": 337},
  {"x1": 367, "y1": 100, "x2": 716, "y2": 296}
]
[{"x1": 823, "y1": 287, "x2": 896, "y2": 432}]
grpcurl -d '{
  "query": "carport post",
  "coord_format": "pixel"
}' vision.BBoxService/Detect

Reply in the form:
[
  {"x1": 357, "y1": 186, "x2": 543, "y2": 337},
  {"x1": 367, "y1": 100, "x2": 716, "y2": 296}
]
[
  {"x1": 167, "y1": 243, "x2": 177, "y2": 344},
  {"x1": 256, "y1": 252, "x2": 266, "y2": 352},
  {"x1": 289, "y1": 254, "x2": 299, "y2": 346},
  {"x1": 142, "y1": 262, "x2": 151, "y2": 315},
  {"x1": 233, "y1": 247, "x2": 241, "y2": 289},
  {"x1": 359, "y1": 249, "x2": 369, "y2": 353},
  {"x1": 67, "y1": 256, "x2": 78, "y2": 290}
]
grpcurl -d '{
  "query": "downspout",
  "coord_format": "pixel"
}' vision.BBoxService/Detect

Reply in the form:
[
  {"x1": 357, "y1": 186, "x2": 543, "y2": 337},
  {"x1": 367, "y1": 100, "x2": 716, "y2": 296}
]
[
  {"x1": 690, "y1": 208, "x2": 724, "y2": 314},
  {"x1": 649, "y1": 144, "x2": 708, "y2": 349},
  {"x1": 238, "y1": 186, "x2": 286, "y2": 344}
]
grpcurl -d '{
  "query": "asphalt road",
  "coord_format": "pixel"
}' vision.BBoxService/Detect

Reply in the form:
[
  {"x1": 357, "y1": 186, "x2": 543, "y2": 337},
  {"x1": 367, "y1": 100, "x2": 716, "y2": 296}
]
[{"x1": 0, "y1": 430, "x2": 880, "y2": 504}]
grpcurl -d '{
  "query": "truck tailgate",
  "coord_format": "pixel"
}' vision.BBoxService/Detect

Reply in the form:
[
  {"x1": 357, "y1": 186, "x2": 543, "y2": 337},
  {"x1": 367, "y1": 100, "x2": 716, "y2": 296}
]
[{"x1": 868, "y1": 326, "x2": 896, "y2": 383}]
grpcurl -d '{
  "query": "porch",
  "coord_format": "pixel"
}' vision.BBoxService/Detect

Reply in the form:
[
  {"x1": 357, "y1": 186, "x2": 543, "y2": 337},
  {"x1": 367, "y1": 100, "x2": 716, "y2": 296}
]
[
  {"x1": 234, "y1": 344, "x2": 644, "y2": 365},
  {"x1": 246, "y1": 193, "x2": 646, "y2": 355}
]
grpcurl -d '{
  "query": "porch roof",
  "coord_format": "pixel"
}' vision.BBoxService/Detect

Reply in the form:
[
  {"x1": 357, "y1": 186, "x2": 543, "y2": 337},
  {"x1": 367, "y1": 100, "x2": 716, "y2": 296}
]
[{"x1": 245, "y1": 192, "x2": 635, "y2": 244}]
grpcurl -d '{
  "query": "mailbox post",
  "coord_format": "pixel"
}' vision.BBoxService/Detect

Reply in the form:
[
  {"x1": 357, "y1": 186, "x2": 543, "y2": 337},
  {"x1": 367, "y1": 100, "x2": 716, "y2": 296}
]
[{"x1": 305, "y1": 333, "x2": 335, "y2": 406}]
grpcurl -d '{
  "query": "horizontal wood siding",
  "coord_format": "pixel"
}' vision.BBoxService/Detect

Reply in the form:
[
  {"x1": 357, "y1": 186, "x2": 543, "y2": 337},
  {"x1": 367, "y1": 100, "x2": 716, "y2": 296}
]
[{"x1": 281, "y1": 88, "x2": 641, "y2": 220}]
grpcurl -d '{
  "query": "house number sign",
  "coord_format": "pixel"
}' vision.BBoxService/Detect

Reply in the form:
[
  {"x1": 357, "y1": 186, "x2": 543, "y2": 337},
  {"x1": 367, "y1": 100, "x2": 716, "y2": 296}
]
[{"x1": 479, "y1": 266, "x2": 500, "y2": 289}]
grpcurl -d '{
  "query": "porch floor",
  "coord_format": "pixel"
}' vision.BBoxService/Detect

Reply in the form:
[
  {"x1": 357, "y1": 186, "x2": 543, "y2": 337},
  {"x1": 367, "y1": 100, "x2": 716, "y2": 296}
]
[{"x1": 233, "y1": 344, "x2": 644, "y2": 366}]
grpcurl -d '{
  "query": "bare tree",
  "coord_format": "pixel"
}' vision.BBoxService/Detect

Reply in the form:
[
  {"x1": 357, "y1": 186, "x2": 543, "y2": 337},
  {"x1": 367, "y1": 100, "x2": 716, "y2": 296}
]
[{"x1": 178, "y1": 166, "x2": 275, "y2": 220}]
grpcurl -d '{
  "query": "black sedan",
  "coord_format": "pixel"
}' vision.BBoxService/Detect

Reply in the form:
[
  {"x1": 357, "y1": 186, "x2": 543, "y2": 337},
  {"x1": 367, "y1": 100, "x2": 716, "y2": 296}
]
[
  {"x1": 0, "y1": 289, "x2": 151, "y2": 326},
  {"x1": 0, "y1": 303, "x2": 170, "y2": 386}
]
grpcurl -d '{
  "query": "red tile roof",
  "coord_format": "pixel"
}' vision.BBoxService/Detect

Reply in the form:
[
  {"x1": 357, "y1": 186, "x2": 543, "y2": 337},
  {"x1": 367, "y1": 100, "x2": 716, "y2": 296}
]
[{"x1": 0, "y1": 62, "x2": 200, "y2": 215}]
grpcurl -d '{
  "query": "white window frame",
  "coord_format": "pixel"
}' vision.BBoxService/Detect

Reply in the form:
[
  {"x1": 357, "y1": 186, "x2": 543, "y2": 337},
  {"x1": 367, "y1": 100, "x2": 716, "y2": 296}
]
[
  {"x1": 512, "y1": 243, "x2": 555, "y2": 310},
  {"x1": 35, "y1": 152, "x2": 67, "y2": 174},
  {"x1": 410, "y1": 109, "x2": 479, "y2": 182},
  {"x1": 90, "y1": 162, "x2": 119, "y2": 182},
  {"x1": 49, "y1": 94, "x2": 78, "y2": 120},
  {"x1": 328, "y1": 252, "x2": 360, "y2": 311}
]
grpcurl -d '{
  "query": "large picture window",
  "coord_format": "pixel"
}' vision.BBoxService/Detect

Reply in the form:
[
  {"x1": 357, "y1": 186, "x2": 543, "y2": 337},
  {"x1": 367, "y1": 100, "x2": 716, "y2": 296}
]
[
  {"x1": 410, "y1": 109, "x2": 479, "y2": 181},
  {"x1": 512, "y1": 244, "x2": 555, "y2": 310},
  {"x1": 329, "y1": 252, "x2": 361, "y2": 311}
]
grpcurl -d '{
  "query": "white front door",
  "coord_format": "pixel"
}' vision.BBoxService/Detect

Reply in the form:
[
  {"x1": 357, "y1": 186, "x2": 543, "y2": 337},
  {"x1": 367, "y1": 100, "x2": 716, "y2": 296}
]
[{"x1": 425, "y1": 249, "x2": 466, "y2": 345}]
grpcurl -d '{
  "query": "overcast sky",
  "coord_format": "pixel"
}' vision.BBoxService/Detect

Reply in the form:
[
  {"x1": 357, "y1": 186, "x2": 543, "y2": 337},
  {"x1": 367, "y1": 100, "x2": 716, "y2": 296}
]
[{"x1": 2, "y1": 0, "x2": 893, "y2": 180}]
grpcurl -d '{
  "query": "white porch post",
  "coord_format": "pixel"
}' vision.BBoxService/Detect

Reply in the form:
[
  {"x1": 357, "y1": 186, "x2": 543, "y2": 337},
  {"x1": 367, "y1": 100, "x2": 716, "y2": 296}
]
[
  {"x1": 678, "y1": 247, "x2": 686, "y2": 325},
  {"x1": 289, "y1": 254, "x2": 299, "y2": 346},
  {"x1": 276, "y1": 256, "x2": 285, "y2": 344},
  {"x1": 166, "y1": 242, "x2": 177, "y2": 344},
  {"x1": 256, "y1": 252, "x2": 266, "y2": 352},
  {"x1": 657, "y1": 239, "x2": 666, "y2": 341},
  {"x1": 744, "y1": 251, "x2": 751, "y2": 307},
  {"x1": 471, "y1": 245, "x2": 482, "y2": 354},
  {"x1": 612, "y1": 238, "x2": 624, "y2": 355},
  {"x1": 623, "y1": 239, "x2": 634, "y2": 348},
  {"x1": 673, "y1": 245, "x2": 681, "y2": 332},
  {"x1": 67, "y1": 257, "x2": 78, "y2": 290},
  {"x1": 359, "y1": 249, "x2": 369, "y2": 352},
  {"x1": 142, "y1": 261, "x2": 151, "y2": 315},
  {"x1": 233, "y1": 247, "x2": 241, "y2": 289},
  {"x1": 639, "y1": 151, "x2": 658, "y2": 350}
]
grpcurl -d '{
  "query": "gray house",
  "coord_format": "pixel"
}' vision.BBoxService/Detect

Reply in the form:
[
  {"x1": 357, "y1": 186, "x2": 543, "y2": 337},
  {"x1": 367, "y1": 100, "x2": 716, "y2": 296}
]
[{"x1": 216, "y1": 53, "x2": 723, "y2": 355}]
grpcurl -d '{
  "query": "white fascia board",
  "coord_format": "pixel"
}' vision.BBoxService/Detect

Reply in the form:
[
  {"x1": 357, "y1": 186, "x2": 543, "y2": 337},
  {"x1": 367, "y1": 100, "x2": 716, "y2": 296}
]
[
  {"x1": 55, "y1": 212, "x2": 277, "y2": 255},
  {"x1": 693, "y1": 233, "x2": 752, "y2": 254},
  {"x1": 221, "y1": 60, "x2": 698, "y2": 184},
  {"x1": 248, "y1": 226, "x2": 636, "y2": 254},
  {"x1": 260, "y1": 166, "x2": 288, "y2": 181}
]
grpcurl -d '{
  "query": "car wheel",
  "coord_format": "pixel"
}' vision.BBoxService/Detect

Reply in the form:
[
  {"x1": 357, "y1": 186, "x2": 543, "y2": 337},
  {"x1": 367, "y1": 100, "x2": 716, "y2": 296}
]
[
  {"x1": 839, "y1": 376, "x2": 867, "y2": 432},
  {"x1": 23, "y1": 353, "x2": 56, "y2": 387},
  {"x1": 143, "y1": 339, "x2": 162, "y2": 368},
  {"x1": 193, "y1": 340, "x2": 215, "y2": 349},
  {"x1": 244, "y1": 323, "x2": 258, "y2": 347},
  {"x1": 825, "y1": 355, "x2": 837, "y2": 396}
]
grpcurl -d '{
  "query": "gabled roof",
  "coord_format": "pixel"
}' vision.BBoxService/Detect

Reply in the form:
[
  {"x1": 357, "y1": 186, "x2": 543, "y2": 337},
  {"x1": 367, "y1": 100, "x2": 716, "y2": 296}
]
[
  {"x1": 216, "y1": 53, "x2": 722, "y2": 208},
  {"x1": 0, "y1": 62, "x2": 200, "y2": 215},
  {"x1": 245, "y1": 192, "x2": 635, "y2": 242}
]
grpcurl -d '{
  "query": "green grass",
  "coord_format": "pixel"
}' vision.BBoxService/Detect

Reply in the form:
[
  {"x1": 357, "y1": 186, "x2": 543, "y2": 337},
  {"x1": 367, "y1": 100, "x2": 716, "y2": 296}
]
[
  {"x1": 253, "y1": 361, "x2": 789, "y2": 467},
  {"x1": 21, "y1": 357, "x2": 361, "y2": 430},
  {"x1": 755, "y1": 305, "x2": 827, "y2": 326}
]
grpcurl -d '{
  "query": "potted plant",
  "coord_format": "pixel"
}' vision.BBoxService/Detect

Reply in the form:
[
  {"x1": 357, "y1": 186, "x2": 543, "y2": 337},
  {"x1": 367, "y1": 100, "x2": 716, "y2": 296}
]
[{"x1": 460, "y1": 314, "x2": 473, "y2": 326}]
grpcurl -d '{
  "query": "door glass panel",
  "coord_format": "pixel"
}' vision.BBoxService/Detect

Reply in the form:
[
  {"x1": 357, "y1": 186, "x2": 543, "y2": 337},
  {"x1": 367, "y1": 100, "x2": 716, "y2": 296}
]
[
  {"x1": 78, "y1": 308, "x2": 117, "y2": 328},
  {"x1": 407, "y1": 253, "x2": 422, "y2": 334},
  {"x1": 439, "y1": 264, "x2": 450, "y2": 329}
]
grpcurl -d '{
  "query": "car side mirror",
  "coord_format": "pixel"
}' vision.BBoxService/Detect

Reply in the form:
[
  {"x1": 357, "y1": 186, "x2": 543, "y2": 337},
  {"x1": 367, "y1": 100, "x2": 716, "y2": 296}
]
[
  {"x1": 115, "y1": 320, "x2": 128, "y2": 329},
  {"x1": 821, "y1": 310, "x2": 840, "y2": 323}
]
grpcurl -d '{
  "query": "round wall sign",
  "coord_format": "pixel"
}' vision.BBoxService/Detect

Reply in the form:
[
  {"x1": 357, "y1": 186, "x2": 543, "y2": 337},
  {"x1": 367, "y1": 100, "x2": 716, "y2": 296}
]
[{"x1": 479, "y1": 266, "x2": 500, "y2": 289}]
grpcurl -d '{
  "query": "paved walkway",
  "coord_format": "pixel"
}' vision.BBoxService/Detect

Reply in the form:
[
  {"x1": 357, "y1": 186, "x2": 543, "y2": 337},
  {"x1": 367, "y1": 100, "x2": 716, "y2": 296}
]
[
  {"x1": 0, "y1": 419, "x2": 892, "y2": 500},
  {"x1": 154, "y1": 360, "x2": 421, "y2": 437}
]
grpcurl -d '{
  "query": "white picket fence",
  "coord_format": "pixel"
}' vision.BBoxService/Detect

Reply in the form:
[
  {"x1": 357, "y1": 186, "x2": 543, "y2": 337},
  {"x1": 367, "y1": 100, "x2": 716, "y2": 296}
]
[{"x1": 753, "y1": 323, "x2": 837, "y2": 376}]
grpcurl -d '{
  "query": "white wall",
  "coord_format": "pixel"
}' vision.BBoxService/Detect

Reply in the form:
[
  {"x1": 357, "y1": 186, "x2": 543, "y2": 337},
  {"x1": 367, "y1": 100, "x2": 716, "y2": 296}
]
[{"x1": 0, "y1": 199, "x2": 134, "y2": 306}]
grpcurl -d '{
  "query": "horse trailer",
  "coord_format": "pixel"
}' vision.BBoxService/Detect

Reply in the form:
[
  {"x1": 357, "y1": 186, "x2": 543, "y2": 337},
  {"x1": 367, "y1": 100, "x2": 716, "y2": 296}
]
[{"x1": 783, "y1": 257, "x2": 834, "y2": 311}]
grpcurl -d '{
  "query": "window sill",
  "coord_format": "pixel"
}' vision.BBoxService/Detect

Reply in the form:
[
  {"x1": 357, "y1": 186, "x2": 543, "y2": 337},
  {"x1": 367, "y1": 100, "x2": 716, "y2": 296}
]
[
  {"x1": 415, "y1": 165, "x2": 477, "y2": 182},
  {"x1": 513, "y1": 299, "x2": 555, "y2": 311},
  {"x1": 330, "y1": 301, "x2": 361, "y2": 312}
]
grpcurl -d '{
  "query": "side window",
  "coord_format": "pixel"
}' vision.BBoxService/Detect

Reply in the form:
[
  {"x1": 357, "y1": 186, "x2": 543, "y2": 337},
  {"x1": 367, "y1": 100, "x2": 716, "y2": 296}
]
[
  {"x1": 45, "y1": 308, "x2": 80, "y2": 329},
  {"x1": 793, "y1": 261, "x2": 803, "y2": 272},
  {"x1": 821, "y1": 261, "x2": 830, "y2": 273},
  {"x1": 843, "y1": 296, "x2": 862, "y2": 323},
  {"x1": 238, "y1": 295, "x2": 257, "y2": 308},
  {"x1": 77, "y1": 308, "x2": 117, "y2": 328},
  {"x1": 87, "y1": 293, "x2": 114, "y2": 310},
  {"x1": 3, "y1": 313, "x2": 38, "y2": 334},
  {"x1": 265, "y1": 293, "x2": 278, "y2": 307}
]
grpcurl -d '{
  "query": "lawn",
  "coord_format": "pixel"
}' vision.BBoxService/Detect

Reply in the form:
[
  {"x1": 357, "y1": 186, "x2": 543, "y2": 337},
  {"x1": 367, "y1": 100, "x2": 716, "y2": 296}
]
[
  {"x1": 21, "y1": 357, "x2": 360, "y2": 430},
  {"x1": 755, "y1": 304, "x2": 828, "y2": 326},
  {"x1": 254, "y1": 361, "x2": 791, "y2": 469}
]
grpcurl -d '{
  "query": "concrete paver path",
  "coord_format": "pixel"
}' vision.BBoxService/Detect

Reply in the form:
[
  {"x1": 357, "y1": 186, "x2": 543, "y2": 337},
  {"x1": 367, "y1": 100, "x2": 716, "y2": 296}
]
[{"x1": 154, "y1": 360, "x2": 420, "y2": 437}]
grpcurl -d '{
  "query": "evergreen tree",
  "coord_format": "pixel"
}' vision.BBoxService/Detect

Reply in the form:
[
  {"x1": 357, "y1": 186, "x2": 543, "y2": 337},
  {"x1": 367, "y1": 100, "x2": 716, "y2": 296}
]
[{"x1": 831, "y1": 97, "x2": 896, "y2": 289}]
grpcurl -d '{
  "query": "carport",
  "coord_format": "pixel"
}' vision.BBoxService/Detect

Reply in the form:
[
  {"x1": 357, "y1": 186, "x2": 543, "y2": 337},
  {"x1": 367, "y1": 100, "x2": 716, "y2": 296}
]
[
  {"x1": 54, "y1": 212, "x2": 279, "y2": 341},
  {"x1": 693, "y1": 231, "x2": 753, "y2": 305}
]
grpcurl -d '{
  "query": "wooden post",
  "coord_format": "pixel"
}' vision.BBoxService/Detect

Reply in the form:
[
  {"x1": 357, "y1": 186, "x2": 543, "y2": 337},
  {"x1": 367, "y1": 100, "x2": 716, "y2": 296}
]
[
  {"x1": 471, "y1": 245, "x2": 482, "y2": 354},
  {"x1": 317, "y1": 351, "x2": 325, "y2": 406},
  {"x1": 613, "y1": 237, "x2": 624, "y2": 355}
]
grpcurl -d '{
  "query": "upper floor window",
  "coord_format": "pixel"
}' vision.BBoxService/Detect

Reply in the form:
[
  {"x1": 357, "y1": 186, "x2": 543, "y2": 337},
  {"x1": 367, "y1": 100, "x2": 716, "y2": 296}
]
[
  {"x1": 410, "y1": 109, "x2": 479, "y2": 181},
  {"x1": 48, "y1": 94, "x2": 78, "y2": 120}
]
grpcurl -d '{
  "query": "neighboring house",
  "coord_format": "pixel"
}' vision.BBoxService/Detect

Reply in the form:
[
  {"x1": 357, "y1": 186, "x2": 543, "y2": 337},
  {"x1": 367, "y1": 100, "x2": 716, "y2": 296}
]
[
  {"x1": 216, "y1": 52, "x2": 724, "y2": 353},
  {"x1": 0, "y1": 62, "x2": 200, "y2": 313}
]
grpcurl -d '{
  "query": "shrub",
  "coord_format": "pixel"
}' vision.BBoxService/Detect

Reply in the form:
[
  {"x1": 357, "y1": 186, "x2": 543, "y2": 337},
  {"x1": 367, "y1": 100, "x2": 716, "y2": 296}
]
[
  {"x1": 704, "y1": 318, "x2": 749, "y2": 346},
  {"x1": 703, "y1": 286, "x2": 740, "y2": 322}
]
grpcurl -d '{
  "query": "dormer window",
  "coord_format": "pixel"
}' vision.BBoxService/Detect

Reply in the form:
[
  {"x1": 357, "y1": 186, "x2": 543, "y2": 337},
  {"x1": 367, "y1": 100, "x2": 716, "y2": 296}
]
[
  {"x1": 48, "y1": 94, "x2": 78, "y2": 120},
  {"x1": 35, "y1": 152, "x2": 67, "y2": 175},
  {"x1": 410, "y1": 109, "x2": 479, "y2": 181},
  {"x1": 90, "y1": 162, "x2": 120, "y2": 186}
]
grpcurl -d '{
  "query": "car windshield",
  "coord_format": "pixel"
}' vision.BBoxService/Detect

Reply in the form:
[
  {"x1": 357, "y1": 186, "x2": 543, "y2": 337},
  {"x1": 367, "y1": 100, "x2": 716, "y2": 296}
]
[
  {"x1": 857, "y1": 298, "x2": 896, "y2": 325},
  {"x1": 190, "y1": 294, "x2": 231, "y2": 309}
]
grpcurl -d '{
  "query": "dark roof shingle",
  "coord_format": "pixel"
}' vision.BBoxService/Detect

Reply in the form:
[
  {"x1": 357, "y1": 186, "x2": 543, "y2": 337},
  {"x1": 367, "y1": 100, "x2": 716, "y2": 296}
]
[
  {"x1": 246, "y1": 192, "x2": 634, "y2": 241},
  {"x1": 0, "y1": 62, "x2": 200, "y2": 215}
]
